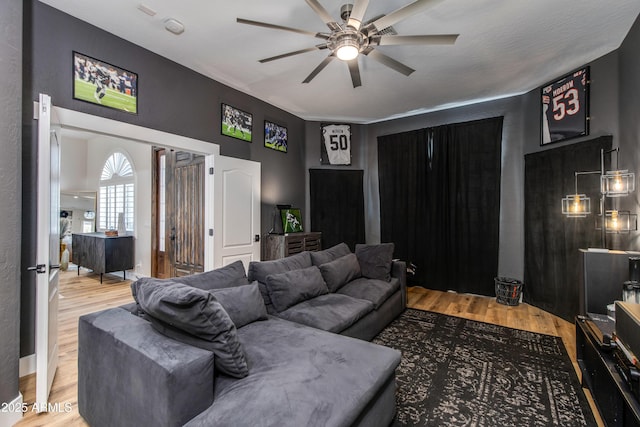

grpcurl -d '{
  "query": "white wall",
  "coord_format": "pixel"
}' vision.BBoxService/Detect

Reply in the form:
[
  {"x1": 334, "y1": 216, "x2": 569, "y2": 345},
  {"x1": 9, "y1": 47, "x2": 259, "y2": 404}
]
[
  {"x1": 61, "y1": 134, "x2": 153, "y2": 276},
  {"x1": 59, "y1": 135, "x2": 88, "y2": 191}
]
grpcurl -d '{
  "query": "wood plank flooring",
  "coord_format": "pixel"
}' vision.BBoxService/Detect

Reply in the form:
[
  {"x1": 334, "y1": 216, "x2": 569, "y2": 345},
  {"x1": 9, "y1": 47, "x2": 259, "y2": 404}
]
[{"x1": 16, "y1": 272, "x2": 602, "y2": 426}]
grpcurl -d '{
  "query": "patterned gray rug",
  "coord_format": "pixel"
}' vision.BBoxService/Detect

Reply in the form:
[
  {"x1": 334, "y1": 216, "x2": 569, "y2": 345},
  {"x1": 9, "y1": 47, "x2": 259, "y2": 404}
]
[{"x1": 372, "y1": 309, "x2": 597, "y2": 426}]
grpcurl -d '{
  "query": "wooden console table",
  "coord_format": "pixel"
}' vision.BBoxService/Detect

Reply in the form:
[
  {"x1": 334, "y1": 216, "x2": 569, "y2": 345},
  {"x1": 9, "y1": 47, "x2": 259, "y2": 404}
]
[
  {"x1": 263, "y1": 232, "x2": 322, "y2": 260},
  {"x1": 72, "y1": 233, "x2": 134, "y2": 283}
]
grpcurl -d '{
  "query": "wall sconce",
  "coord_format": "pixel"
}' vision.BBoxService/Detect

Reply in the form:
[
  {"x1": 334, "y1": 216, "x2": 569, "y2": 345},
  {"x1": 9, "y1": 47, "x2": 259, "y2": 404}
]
[
  {"x1": 595, "y1": 210, "x2": 638, "y2": 234},
  {"x1": 601, "y1": 170, "x2": 635, "y2": 197},
  {"x1": 561, "y1": 146, "x2": 637, "y2": 247},
  {"x1": 562, "y1": 194, "x2": 591, "y2": 217}
]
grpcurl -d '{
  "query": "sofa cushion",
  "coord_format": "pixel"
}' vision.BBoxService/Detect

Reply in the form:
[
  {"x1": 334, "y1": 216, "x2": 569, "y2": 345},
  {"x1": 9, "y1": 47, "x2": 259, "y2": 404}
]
[
  {"x1": 133, "y1": 280, "x2": 249, "y2": 378},
  {"x1": 265, "y1": 266, "x2": 329, "y2": 312},
  {"x1": 355, "y1": 243, "x2": 395, "y2": 281},
  {"x1": 318, "y1": 253, "x2": 362, "y2": 292},
  {"x1": 277, "y1": 293, "x2": 374, "y2": 333},
  {"x1": 248, "y1": 252, "x2": 313, "y2": 309},
  {"x1": 337, "y1": 277, "x2": 400, "y2": 310},
  {"x1": 310, "y1": 242, "x2": 352, "y2": 266},
  {"x1": 209, "y1": 282, "x2": 268, "y2": 328},
  {"x1": 172, "y1": 260, "x2": 249, "y2": 290},
  {"x1": 185, "y1": 317, "x2": 401, "y2": 427}
]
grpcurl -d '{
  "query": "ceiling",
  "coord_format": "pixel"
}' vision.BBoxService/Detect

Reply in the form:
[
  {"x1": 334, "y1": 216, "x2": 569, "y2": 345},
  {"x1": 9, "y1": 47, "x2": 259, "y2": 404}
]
[{"x1": 41, "y1": 0, "x2": 640, "y2": 124}]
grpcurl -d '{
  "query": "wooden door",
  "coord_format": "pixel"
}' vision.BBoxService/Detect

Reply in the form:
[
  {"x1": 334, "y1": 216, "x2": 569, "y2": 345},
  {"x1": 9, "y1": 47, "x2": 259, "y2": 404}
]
[
  {"x1": 166, "y1": 150, "x2": 205, "y2": 277},
  {"x1": 151, "y1": 149, "x2": 170, "y2": 278}
]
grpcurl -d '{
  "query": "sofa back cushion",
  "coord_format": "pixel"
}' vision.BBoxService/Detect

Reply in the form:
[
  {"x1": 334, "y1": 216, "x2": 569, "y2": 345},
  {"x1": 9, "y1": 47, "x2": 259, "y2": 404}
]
[
  {"x1": 310, "y1": 242, "x2": 352, "y2": 266},
  {"x1": 172, "y1": 260, "x2": 248, "y2": 290},
  {"x1": 132, "y1": 280, "x2": 249, "y2": 378},
  {"x1": 248, "y1": 251, "x2": 313, "y2": 311},
  {"x1": 265, "y1": 265, "x2": 329, "y2": 312},
  {"x1": 319, "y1": 253, "x2": 362, "y2": 293},
  {"x1": 355, "y1": 243, "x2": 395, "y2": 282},
  {"x1": 209, "y1": 282, "x2": 268, "y2": 328}
]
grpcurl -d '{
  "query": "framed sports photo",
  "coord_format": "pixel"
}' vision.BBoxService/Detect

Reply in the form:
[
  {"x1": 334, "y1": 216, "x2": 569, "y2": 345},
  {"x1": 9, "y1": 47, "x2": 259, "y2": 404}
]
[
  {"x1": 73, "y1": 52, "x2": 138, "y2": 114},
  {"x1": 222, "y1": 103, "x2": 252, "y2": 142},
  {"x1": 264, "y1": 120, "x2": 287, "y2": 153},
  {"x1": 541, "y1": 66, "x2": 589, "y2": 145},
  {"x1": 320, "y1": 123, "x2": 351, "y2": 165}
]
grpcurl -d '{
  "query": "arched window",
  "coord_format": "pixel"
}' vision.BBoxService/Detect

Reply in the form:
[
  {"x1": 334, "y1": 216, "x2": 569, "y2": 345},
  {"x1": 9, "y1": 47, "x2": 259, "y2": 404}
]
[{"x1": 98, "y1": 152, "x2": 135, "y2": 232}]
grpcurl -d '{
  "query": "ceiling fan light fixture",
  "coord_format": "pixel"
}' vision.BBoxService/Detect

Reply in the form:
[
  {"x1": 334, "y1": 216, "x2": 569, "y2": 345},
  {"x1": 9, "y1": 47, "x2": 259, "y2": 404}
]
[
  {"x1": 334, "y1": 32, "x2": 361, "y2": 61},
  {"x1": 336, "y1": 43, "x2": 359, "y2": 61}
]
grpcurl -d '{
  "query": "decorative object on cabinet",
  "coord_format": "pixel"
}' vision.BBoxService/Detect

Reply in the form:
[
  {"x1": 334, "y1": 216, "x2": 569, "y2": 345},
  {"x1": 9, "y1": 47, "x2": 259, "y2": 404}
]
[{"x1": 263, "y1": 232, "x2": 321, "y2": 260}]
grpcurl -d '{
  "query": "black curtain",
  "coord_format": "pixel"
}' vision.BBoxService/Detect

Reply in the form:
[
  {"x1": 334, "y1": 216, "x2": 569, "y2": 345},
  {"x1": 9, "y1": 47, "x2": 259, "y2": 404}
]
[
  {"x1": 309, "y1": 169, "x2": 365, "y2": 251},
  {"x1": 524, "y1": 136, "x2": 612, "y2": 322},
  {"x1": 379, "y1": 117, "x2": 503, "y2": 295}
]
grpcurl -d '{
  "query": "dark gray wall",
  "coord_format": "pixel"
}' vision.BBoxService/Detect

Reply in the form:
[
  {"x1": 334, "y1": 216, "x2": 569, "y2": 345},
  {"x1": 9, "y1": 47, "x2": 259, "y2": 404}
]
[
  {"x1": 1, "y1": 0, "x2": 22, "y2": 408},
  {"x1": 21, "y1": 1, "x2": 306, "y2": 355},
  {"x1": 618, "y1": 14, "x2": 640, "y2": 250},
  {"x1": 306, "y1": 28, "x2": 639, "y2": 283}
]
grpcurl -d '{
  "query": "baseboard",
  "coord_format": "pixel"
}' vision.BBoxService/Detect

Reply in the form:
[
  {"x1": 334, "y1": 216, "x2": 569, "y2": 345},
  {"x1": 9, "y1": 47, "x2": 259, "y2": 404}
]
[
  {"x1": 19, "y1": 354, "x2": 35, "y2": 377},
  {"x1": 0, "y1": 393, "x2": 23, "y2": 427}
]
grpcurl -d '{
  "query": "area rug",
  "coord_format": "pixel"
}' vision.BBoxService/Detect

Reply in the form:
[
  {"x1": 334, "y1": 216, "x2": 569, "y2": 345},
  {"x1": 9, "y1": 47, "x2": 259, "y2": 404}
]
[{"x1": 372, "y1": 309, "x2": 596, "y2": 426}]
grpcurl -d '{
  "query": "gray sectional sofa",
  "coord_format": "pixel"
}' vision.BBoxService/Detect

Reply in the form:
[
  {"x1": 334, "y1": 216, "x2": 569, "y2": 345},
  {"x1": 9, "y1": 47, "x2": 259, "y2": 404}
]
[{"x1": 78, "y1": 242, "x2": 406, "y2": 427}]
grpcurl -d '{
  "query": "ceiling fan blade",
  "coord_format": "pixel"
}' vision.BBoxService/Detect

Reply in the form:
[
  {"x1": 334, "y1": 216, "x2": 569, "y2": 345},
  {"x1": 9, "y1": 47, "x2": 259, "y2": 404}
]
[
  {"x1": 259, "y1": 45, "x2": 327, "y2": 63},
  {"x1": 305, "y1": 0, "x2": 341, "y2": 31},
  {"x1": 365, "y1": 49, "x2": 415, "y2": 76},
  {"x1": 237, "y1": 18, "x2": 329, "y2": 40},
  {"x1": 370, "y1": 0, "x2": 445, "y2": 32},
  {"x1": 347, "y1": 0, "x2": 370, "y2": 30},
  {"x1": 377, "y1": 34, "x2": 459, "y2": 45},
  {"x1": 347, "y1": 59, "x2": 362, "y2": 88},
  {"x1": 303, "y1": 54, "x2": 335, "y2": 83}
]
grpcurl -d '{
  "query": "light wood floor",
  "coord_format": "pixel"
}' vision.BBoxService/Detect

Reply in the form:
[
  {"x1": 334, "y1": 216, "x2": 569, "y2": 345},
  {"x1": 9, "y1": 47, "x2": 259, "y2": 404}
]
[{"x1": 16, "y1": 272, "x2": 602, "y2": 426}]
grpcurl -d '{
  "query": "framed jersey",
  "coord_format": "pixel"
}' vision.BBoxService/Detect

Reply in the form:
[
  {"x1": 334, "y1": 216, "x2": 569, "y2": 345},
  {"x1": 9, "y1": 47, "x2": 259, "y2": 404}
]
[
  {"x1": 541, "y1": 66, "x2": 590, "y2": 145},
  {"x1": 320, "y1": 124, "x2": 352, "y2": 165}
]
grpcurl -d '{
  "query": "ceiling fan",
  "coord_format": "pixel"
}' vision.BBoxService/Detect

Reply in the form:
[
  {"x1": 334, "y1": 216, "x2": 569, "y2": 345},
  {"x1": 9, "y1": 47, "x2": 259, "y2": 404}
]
[{"x1": 237, "y1": 0, "x2": 458, "y2": 88}]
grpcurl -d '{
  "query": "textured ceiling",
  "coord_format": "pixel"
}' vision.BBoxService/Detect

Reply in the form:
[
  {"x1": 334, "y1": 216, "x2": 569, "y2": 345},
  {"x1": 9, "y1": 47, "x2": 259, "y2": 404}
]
[{"x1": 41, "y1": 0, "x2": 640, "y2": 123}]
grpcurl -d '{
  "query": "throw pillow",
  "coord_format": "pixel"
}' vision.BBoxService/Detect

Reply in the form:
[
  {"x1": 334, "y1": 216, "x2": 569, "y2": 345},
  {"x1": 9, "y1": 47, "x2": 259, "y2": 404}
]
[
  {"x1": 355, "y1": 243, "x2": 395, "y2": 282},
  {"x1": 265, "y1": 266, "x2": 329, "y2": 312},
  {"x1": 310, "y1": 242, "x2": 352, "y2": 266},
  {"x1": 133, "y1": 279, "x2": 249, "y2": 378},
  {"x1": 209, "y1": 282, "x2": 268, "y2": 328},
  {"x1": 172, "y1": 260, "x2": 249, "y2": 290},
  {"x1": 319, "y1": 253, "x2": 362, "y2": 293}
]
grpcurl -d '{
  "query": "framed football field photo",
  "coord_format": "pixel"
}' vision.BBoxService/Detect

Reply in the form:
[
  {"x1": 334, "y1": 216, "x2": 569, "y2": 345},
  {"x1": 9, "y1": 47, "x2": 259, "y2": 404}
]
[
  {"x1": 73, "y1": 52, "x2": 138, "y2": 114},
  {"x1": 222, "y1": 103, "x2": 252, "y2": 142},
  {"x1": 541, "y1": 66, "x2": 590, "y2": 145}
]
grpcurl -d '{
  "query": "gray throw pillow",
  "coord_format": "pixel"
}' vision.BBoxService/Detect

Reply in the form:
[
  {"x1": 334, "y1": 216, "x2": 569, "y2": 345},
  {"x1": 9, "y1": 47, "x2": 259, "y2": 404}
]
[
  {"x1": 209, "y1": 282, "x2": 267, "y2": 328},
  {"x1": 310, "y1": 242, "x2": 352, "y2": 266},
  {"x1": 172, "y1": 260, "x2": 249, "y2": 290},
  {"x1": 133, "y1": 280, "x2": 249, "y2": 378},
  {"x1": 265, "y1": 266, "x2": 329, "y2": 312},
  {"x1": 319, "y1": 253, "x2": 362, "y2": 292},
  {"x1": 355, "y1": 243, "x2": 395, "y2": 282}
]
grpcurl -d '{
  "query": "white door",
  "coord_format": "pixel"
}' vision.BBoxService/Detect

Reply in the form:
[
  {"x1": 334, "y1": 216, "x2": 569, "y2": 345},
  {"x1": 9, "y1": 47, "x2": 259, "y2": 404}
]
[
  {"x1": 210, "y1": 155, "x2": 261, "y2": 270},
  {"x1": 33, "y1": 93, "x2": 60, "y2": 410}
]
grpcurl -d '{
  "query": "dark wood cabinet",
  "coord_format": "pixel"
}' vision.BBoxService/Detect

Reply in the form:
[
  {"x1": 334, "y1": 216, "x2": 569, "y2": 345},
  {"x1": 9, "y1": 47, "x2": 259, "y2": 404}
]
[
  {"x1": 263, "y1": 232, "x2": 322, "y2": 260},
  {"x1": 72, "y1": 233, "x2": 134, "y2": 283},
  {"x1": 576, "y1": 317, "x2": 640, "y2": 426}
]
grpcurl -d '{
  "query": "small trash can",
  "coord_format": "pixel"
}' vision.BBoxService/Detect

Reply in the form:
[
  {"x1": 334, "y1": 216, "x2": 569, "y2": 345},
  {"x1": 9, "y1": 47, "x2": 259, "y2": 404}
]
[{"x1": 494, "y1": 277, "x2": 523, "y2": 306}]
